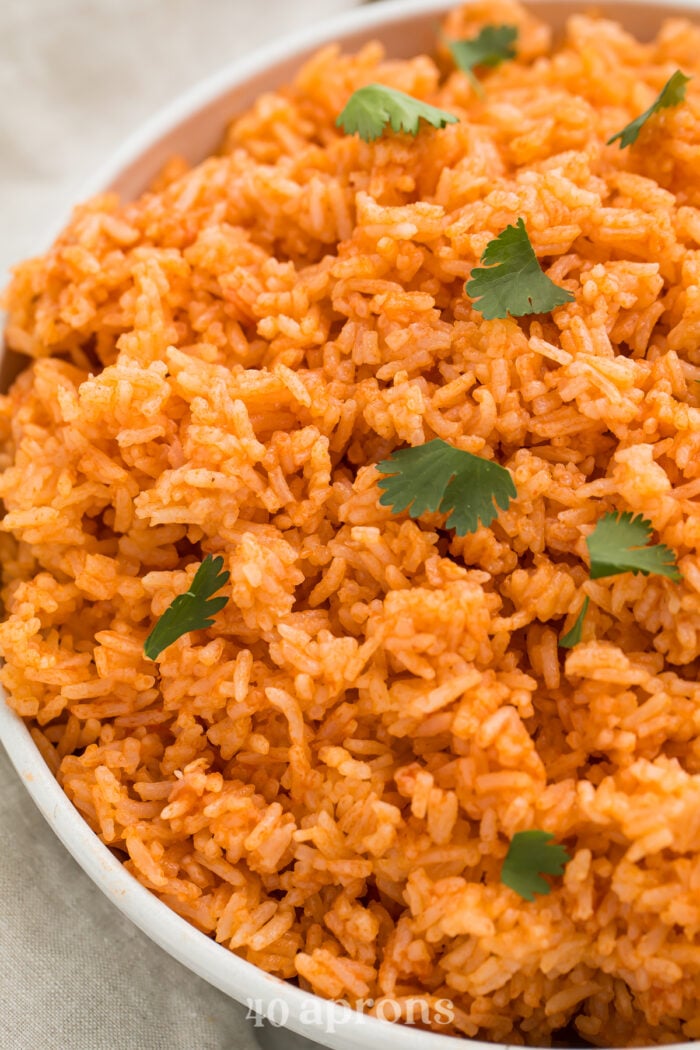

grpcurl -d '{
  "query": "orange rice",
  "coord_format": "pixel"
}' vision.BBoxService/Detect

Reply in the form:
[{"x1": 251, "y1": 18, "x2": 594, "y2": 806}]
[{"x1": 3, "y1": 1, "x2": 700, "y2": 1043}]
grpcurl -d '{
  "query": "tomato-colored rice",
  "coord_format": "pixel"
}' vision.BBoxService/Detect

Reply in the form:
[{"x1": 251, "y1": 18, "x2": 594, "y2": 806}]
[{"x1": 2, "y1": 1, "x2": 700, "y2": 1043}]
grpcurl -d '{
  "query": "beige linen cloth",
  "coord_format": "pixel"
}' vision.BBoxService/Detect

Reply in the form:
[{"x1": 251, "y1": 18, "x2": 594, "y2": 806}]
[{"x1": 0, "y1": 1, "x2": 359, "y2": 1047}]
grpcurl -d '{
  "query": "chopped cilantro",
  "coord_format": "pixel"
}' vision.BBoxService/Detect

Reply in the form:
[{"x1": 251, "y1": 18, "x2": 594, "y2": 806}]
[
  {"x1": 501, "y1": 830, "x2": 570, "y2": 901},
  {"x1": 336, "y1": 84, "x2": 458, "y2": 142},
  {"x1": 559, "y1": 596, "x2": 590, "y2": 649},
  {"x1": 607, "y1": 70, "x2": 691, "y2": 149},
  {"x1": 448, "y1": 24, "x2": 518, "y2": 93},
  {"x1": 376, "y1": 438, "x2": 516, "y2": 536},
  {"x1": 465, "y1": 218, "x2": 575, "y2": 319},
  {"x1": 143, "y1": 554, "x2": 230, "y2": 660},
  {"x1": 586, "y1": 511, "x2": 681, "y2": 582}
]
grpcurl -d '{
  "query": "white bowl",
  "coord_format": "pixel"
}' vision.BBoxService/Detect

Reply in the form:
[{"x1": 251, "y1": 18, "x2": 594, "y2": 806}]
[{"x1": 2, "y1": 2, "x2": 699, "y2": 1048}]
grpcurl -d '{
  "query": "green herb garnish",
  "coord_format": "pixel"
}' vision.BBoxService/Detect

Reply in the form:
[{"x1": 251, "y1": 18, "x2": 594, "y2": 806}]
[
  {"x1": 559, "y1": 596, "x2": 590, "y2": 649},
  {"x1": 448, "y1": 24, "x2": 518, "y2": 93},
  {"x1": 336, "y1": 84, "x2": 459, "y2": 142},
  {"x1": 607, "y1": 70, "x2": 691, "y2": 149},
  {"x1": 376, "y1": 438, "x2": 516, "y2": 536},
  {"x1": 501, "y1": 830, "x2": 570, "y2": 901},
  {"x1": 465, "y1": 218, "x2": 575, "y2": 319},
  {"x1": 586, "y1": 511, "x2": 681, "y2": 582},
  {"x1": 143, "y1": 554, "x2": 230, "y2": 660}
]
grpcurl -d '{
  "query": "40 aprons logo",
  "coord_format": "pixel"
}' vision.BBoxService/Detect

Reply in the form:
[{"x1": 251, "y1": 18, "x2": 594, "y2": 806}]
[{"x1": 245, "y1": 996, "x2": 455, "y2": 1033}]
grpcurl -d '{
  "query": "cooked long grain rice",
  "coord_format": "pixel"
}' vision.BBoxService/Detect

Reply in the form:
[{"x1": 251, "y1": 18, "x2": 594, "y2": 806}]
[{"x1": 3, "y1": 1, "x2": 700, "y2": 1043}]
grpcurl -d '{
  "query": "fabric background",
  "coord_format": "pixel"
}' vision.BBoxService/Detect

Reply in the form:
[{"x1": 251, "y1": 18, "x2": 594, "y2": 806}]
[{"x1": 0, "y1": 1, "x2": 360, "y2": 1047}]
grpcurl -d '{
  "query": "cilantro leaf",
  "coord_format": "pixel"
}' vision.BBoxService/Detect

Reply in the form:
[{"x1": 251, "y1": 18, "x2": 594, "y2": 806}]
[
  {"x1": 376, "y1": 438, "x2": 516, "y2": 535},
  {"x1": 607, "y1": 70, "x2": 691, "y2": 149},
  {"x1": 144, "y1": 554, "x2": 230, "y2": 660},
  {"x1": 559, "y1": 596, "x2": 590, "y2": 649},
  {"x1": 336, "y1": 84, "x2": 459, "y2": 142},
  {"x1": 465, "y1": 218, "x2": 575, "y2": 319},
  {"x1": 501, "y1": 830, "x2": 570, "y2": 901},
  {"x1": 448, "y1": 24, "x2": 518, "y2": 93},
  {"x1": 586, "y1": 511, "x2": 681, "y2": 582}
]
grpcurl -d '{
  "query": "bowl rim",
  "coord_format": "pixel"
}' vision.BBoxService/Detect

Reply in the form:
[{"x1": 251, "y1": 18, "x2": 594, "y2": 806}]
[{"x1": 2, "y1": 0, "x2": 700, "y2": 1047}]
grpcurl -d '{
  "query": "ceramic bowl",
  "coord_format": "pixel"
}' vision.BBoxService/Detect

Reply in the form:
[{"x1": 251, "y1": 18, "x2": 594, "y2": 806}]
[{"x1": 2, "y1": 2, "x2": 699, "y2": 1048}]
